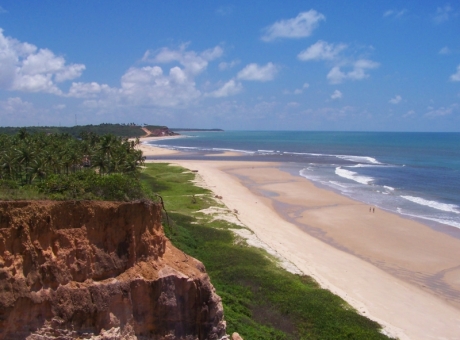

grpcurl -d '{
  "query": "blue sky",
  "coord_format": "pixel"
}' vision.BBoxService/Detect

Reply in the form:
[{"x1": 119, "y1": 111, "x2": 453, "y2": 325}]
[{"x1": 0, "y1": 1, "x2": 459, "y2": 131}]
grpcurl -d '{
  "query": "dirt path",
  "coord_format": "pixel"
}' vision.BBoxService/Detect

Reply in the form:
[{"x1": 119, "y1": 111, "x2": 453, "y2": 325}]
[{"x1": 141, "y1": 127, "x2": 151, "y2": 136}]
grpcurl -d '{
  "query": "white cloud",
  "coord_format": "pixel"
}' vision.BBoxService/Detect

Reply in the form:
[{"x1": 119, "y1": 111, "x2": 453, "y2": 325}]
[
  {"x1": 219, "y1": 60, "x2": 240, "y2": 70},
  {"x1": 292, "y1": 83, "x2": 310, "y2": 95},
  {"x1": 119, "y1": 65, "x2": 201, "y2": 107},
  {"x1": 389, "y1": 95, "x2": 402, "y2": 104},
  {"x1": 403, "y1": 110, "x2": 415, "y2": 118},
  {"x1": 216, "y1": 6, "x2": 233, "y2": 16},
  {"x1": 298, "y1": 40, "x2": 379, "y2": 84},
  {"x1": 326, "y1": 67, "x2": 346, "y2": 84},
  {"x1": 53, "y1": 104, "x2": 66, "y2": 110},
  {"x1": 331, "y1": 90, "x2": 342, "y2": 100},
  {"x1": 0, "y1": 29, "x2": 85, "y2": 95},
  {"x1": 439, "y1": 46, "x2": 451, "y2": 55},
  {"x1": 0, "y1": 97, "x2": 33, "y2": 113},
  {"x1": 348, "y1": 59, "x2": 380, "y2": 80},
  {"x1": 433, "y1": 5, "x2": 453, "y2": 24},
  {"x1": 237, "y1": 62, "x2": 278, "y2": 82},
  {"x1": 327, "y1": 59, "x2": 380, "y2": 84},
  {"x1": 68, "y1": 82, "x2": 115, "y2": 98},
  {"x1": 55, "y1": 64, "x2": 86, "y2": 82},
  {"x1": 73, "y1": 45, "x2": 224, "y2": 109},
  {"x1": 383, "y1": 9, "x2": 407, "y2": 18},
  {"x1": 12, "y1": 74, "x2": 61, "y2": 94},
  {"x1": 383, "y1": 10, "x2": 393, "y2": 17},
  {"x1": 450, "y1": 65, "x2": 460, "y2": 81},
  {"x1": 143, "y1": 44, "x2": 223, "y2": 75},
  {"x1": 298, "y1": 40, "x2": 347, "y2": 61},
  {"x1": 207, "y1": 79, "x2": 242, "y2": 98},
  {"x1": 261, "y1": 10, "x2": 325, "y2": 42},
  {"x1": 425, "y1": 104, "x2": 458, "y2": 117},
  {"x1": 0, "y1": 97, "x2": 37, "y2": 125},
  {"x1": 0, "y1": 6, "x2": 7, "y2": 13}
]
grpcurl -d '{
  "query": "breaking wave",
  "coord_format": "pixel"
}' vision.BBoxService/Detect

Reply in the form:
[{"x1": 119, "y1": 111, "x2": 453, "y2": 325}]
[
  {"x1": 335, "y1": 167, "x2": 374, "y2": 185},
  {"x1": 401, "y1": 196, "x2": 459, "y2": 214}
]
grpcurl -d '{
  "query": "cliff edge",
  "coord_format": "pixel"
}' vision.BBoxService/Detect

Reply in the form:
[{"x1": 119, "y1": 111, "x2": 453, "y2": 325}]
[{"x1": 0, "y1": 200, "x2": 226, "y2": 340}]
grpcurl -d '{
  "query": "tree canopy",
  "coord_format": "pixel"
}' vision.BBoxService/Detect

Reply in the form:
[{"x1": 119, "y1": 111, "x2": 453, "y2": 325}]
[
  {"x1": 0, "y1": 123, "x2": 167, "y2": 138},
  {"x1": 0, "y1": 129, "x2": 149, "y2": 201}
]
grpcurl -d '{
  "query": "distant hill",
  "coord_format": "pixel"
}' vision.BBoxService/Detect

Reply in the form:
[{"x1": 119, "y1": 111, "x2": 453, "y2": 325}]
[{"x1": 0, "y1": 124, "x2": 178, "y2": 138}]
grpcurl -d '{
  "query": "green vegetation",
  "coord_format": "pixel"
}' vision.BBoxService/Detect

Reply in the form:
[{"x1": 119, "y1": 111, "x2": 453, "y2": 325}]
[
  {"x1": 140, "y1": 163, "x2": 393, "y2": 340},
  {"x1": 0, "y1": 123, "x2": 166, "y2": 138},
  {"x1": 0, "y1": 129, "x2": 150, "y2": 201}
]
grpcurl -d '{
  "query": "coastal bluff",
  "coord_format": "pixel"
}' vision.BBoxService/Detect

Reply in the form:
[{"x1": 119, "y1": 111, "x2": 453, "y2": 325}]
[{"x1": 0, "y1": 200, "x2": 227, "y2": 339}]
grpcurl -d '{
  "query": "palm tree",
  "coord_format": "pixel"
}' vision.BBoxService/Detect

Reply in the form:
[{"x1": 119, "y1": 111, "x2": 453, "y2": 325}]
[
  {"x1": 92, "y1": 152, "x2": 108, "y2": 176},
  {"x1": 98, "y1": 134, "x2": 118, "y2": 174},
  {"x1": 30, "y1": 158, "x2": 47, "y2": 182},
  {"x1": 1, "y1": 130, "x2": 147, "y2": 198},
  {"x1": 17, "y1": 128, "x2": 29, "y2": 141},
  {"x1": 0, "y1": 149, "x2": 17, "y2": 180},
  {"x1": 15, "y1": 145, "x2": 35, "y2": 184}
]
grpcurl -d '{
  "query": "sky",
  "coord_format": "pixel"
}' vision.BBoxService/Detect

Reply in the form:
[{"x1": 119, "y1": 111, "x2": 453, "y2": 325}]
[{"x1": 0, "y1": 1, "x2": 459, "y2": 131}]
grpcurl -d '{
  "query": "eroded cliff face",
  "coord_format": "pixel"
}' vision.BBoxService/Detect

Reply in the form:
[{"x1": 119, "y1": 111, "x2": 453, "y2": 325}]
[{"x1": 0, "y1": 200, "x2": 226, "y2": 340}]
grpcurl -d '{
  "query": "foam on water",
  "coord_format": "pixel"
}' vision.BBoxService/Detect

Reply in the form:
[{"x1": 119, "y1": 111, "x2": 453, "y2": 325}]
[
  {"x1": 335, "y1": 167, "x2": 374, "y2": 185},
  {"x1": 299, "y1": 168, "x2": 321, "y2": 182},
  {"x1": 401, "y1": 196, "x2": 460, "y2": 214},
  {"x1": 397, "y1": 208, "x2": 460, "y2": 229},
  {"x1": 328, "y1": 181, "x2": 350, "y2": 189},
  {"x1": 283, "y1": 151, "x2": 326, "y2": 157},
  {"x1": 155, "y1": 145, "x2": 197, "y2": 150},
  {"x1": 212, "y1": 148, "x2": 255, "y2": 154},
  {"x1": 347, "y1": 164, "x2": 383, "y2": 168}
]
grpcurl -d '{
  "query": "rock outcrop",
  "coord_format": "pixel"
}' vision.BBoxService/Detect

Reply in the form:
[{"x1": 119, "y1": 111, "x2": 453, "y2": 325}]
[{"x1": 0, "y1": 200, "x2": 226, "y2": 339}]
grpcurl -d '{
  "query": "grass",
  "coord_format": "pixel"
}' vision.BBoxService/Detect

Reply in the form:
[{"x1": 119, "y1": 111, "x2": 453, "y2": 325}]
[
  {"x1": 0, "y1": 184, "x2": 46, "y2": 200},
  {"x1": 141, "y1": 163, "x2": 394, "y2": 340}
]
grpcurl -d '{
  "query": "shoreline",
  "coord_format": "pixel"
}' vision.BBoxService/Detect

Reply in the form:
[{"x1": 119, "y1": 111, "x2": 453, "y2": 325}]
[
  {"x1": 145, "y1": 144, "x2": 460, "y2": 236},
  {"x1": 136, "y1": 137, "x2": 182, "y2": 156},
  {"x1": 142, "y1": 143, "x2": 460, "y2": 339},
  {"x1": 278, "y1": 162, "x2": 460, "y2": 242},
  {"x1": 139, "y1": 139, "x2": 246, "y2": 158}
]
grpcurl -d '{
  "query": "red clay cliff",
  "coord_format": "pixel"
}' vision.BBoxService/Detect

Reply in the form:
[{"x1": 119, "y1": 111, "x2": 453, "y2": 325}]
[{"x1": 0, "y1": 200, "x2": 226, "y2": 339}]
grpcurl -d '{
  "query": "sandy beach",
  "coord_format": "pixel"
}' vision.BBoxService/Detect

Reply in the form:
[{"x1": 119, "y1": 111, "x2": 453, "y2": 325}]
[
  {"x1": 135, "y1": 136, "x2": 181, "y2": 157},
  {"x1": 137, "y1": 136, "x2": 243, "y2": 158},
  {"x1": 143, "y1": 143, "x2": 460, "y2": 339}
]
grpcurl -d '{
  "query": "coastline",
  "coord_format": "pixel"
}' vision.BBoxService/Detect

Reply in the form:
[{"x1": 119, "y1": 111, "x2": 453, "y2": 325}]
[
  {"x1": 136, "y1": 136, "x2": 182, "y2": 156},
  {"x1": 142, "y1": 143, "x2": 460, "y2": 339}
]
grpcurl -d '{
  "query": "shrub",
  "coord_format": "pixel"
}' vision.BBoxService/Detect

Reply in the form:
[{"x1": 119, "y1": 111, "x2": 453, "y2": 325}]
[
  {"x1": 0, "y1": 179, "x2": 19, "y2": 190},
  {"x1": 38, "y1": 171, "x2": 148, "y2": 201}
]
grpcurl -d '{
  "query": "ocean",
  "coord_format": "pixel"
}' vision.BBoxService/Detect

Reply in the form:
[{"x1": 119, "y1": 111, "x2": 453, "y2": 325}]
[{"x1": 146, "y1": 131, "x2": 460, "y2": 230}]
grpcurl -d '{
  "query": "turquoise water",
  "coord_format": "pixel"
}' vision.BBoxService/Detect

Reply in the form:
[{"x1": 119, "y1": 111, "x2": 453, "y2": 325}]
[{"x1": 148, "y1": 131, "x2": 460, "y2": 230}]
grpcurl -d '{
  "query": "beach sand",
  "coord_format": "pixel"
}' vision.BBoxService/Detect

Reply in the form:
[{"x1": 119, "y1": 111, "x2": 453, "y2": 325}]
[
  {"x1": 142, "y1": 145, "x2": 460, "y2": 339},
  {"x1": 136, "y1": 137, "x2": 181, "y2": 157},
  {"x1": 138, "y1": 137, "x2": 242, "y2": 157}
]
